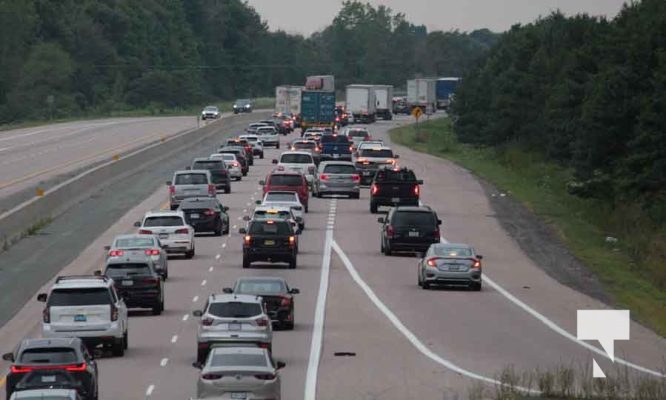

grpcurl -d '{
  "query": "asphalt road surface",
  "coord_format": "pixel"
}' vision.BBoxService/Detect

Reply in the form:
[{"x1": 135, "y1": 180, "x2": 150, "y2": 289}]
[{"x1": 0, "y1": 115, "x2": 664, "y2": 399}]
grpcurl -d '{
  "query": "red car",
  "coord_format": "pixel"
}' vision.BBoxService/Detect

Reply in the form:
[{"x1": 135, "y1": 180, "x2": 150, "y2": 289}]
[{"x1": 260, "y1": 171, "x2": 309, "y2": 212}]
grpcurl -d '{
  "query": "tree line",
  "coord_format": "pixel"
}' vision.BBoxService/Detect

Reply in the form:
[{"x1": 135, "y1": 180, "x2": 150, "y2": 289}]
[{"x1": 0, "y1": 0, "x2": 497, "y2": 124}]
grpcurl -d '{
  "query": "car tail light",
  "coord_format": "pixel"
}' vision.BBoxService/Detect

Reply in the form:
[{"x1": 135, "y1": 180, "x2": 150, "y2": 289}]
[
  {"x1": 204, "y1": 209, "x2": 216, "y2": 216},
  {"x1": 426, "y1": 257, "x2": 440, "y2": 267},
  {"x1": 371, "y1": 184, "x2": 379, "y2": 195},
  {"x1": 142, "y1": 277, "x2": 160, "y2": 285},
  {"x1": 414, "y1": 185, "x2": 420, "y2": 196},
  {"x1": 351, "y1": 174, "x2": 360, "y2": 183},
  {"x1": 386, "y1": 225, "x2": 395, "y2": 238},
  {"x1": 387, "y1": 159, "x2": 396, "y2": 164},
  {"x1": 145, "y1": 249, "x2": 160, "y2": 256},
  {"x1": 168, "y1": 185, "x2": 175, "y2": 194},
  {"x1": 175, "y1": 228, "x2": 189, "y2": 234},
  {"x1": 202, "y1": 373, "x2": 223, "y2": 380},
  {"x1": 139, "y1": 229, "x2": 153, "y2": 235},
  {"x1": 65, "y1": 363, "x2": 87, "y2": 372},
  {"x1": 256, "y1": 317, "x2": 269, "y2": 327},
  {"x1": 43, "y1": 307, "x2": 50, "y2": 323},
  {"x1": 288, "y1": 236, "x2": 296, "y2": 247},
  {"x1": 259, "y1": 343, "x2": 270, "y2": 349},
  {"x1": 232, "y1": 162, "x2": 240, "y2": 168},
  {"x1": 109, "y1": 249, "x2": 124, "y2": 257},
  {"x1": 255, "y1": 374, "x2": 276, "y2": 380},
  {"x1": 111, "y1": 305, "x2": 118, "y2": 321},
  {"x1": 433, "y1": 227, "x2": 440, "y2": 239},
  {"x1": 10, "y1": 365, "x2": 34, "y2": 373},
  {"x1": 319, "y1": 174, "x2": 329, "y2": 181},
  {"x1": 349, "y1": 145, "x2": 354, "y2": 151},
  {"x1": 244, "y1": 235, "x2": 252, "y2": 245},
  {"x1": 308, "y1": 166, "x2": 315, "y2": 174},
  {"x1": 198, "y1": 342, "x2": 210, "y2": 349},
  {"x1": 280, "y1": 296, "x2": 291, "y2": 306},
  {"x1": 202, "y1": 318, "x2": 213, "y2": 326},
  {"x1": 472, "y1": 259, "x2": 482, "y2": 269},
  {"x1": 208, "y1": 184, "x2": 215, "y2": 195}
]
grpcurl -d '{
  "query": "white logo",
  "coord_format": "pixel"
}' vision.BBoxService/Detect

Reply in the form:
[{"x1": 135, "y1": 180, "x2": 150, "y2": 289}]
[{"x1": 577, "y1": 310, "x2": 630, "y2": 378}]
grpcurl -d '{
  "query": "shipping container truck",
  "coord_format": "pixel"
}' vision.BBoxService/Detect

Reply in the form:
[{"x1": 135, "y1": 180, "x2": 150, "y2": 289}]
[
  {"x1": 345, "y1": 84, "x2": 377, "y2": 124},
  {"x1": 407, "y1": 78, "x2": 437, "y2": 114},
  {"x1": 373, "y1": 85, "x2": 394, "y2": 120},
  {"x1": 436, "y1": 77, "x2": 460, "y2": 109},
  {"x1": 300, "y1": 91, "x2": 336, "y2": 132}
]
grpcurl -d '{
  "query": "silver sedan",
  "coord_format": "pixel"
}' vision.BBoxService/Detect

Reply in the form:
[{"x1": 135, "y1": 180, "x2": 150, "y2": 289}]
[
  {"x1": 105, "y1": 234, "x2": 169, "y2": 279},
  {"x1": 417, "y1": 242, "x2": 483, "y2": 291},
  {"x1": 312, "y1": 161, "x2": 360, "y2": 198},
  {"x1": 194, "y1": 347, "x2": 284, "y2": 400}
]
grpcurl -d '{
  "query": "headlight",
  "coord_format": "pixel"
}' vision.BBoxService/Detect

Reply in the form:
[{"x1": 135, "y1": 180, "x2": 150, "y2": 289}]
[{"x1": 245, "y1": 104, "x2": 250, "y2": 108}]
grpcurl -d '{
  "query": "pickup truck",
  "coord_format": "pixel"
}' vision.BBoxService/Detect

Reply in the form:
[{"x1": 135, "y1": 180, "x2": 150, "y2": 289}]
[
  {"x1": 354, "y1": 146, "x2": 399, "y2": 185},
  {"x1": 319, "y1": 135, "x2": 352, "y2": 162},
  {"x1": 369, "y1": 167, "x2": 423, "y2": 213}
]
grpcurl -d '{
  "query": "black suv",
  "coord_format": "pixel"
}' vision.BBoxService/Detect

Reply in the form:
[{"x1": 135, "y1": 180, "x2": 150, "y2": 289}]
[
  {"x1": 179, "y1": 197, "x2": 230, "y2": 236},
  {"x1": 3, "y1": 338, "x2": 99, "y2": 400},
  {"x1": 102, "y1": 255, "x2": 164, "y2": 315},
  {"x1": 224, "y1": 277, "x2": 300, "y2": 330},
  {"x1": 191, "y1": 158, "x2": 231, "y2": 194},
  {"x1": 369, "y1": 167, "x2": 423, "y2": 213},
  {"x1": 233, "y1": 99, "x2": 253, "y2": 113},
  {"x1": 378, "y1": 206, "x2": 442, "y2": 255},
  {"x1": 239, "y1": 220, "x2": 299, "y2": 269}
]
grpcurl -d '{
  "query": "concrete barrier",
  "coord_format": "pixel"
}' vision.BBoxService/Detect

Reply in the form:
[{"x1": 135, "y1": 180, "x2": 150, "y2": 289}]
[{"x1": 0, "y1": 112, "x2": 266, "y2": 249}]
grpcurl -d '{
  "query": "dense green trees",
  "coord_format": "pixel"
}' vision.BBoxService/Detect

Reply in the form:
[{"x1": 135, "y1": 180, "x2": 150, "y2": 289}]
[{"x1": 0, "y1": 0, "x2": 495, "y2": 123}]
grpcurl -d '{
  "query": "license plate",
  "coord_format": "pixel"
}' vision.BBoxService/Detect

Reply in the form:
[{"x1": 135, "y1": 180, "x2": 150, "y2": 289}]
[
  {"x1": 264, "y1": 240, "x2": 275, "y2": 246},
  {"x1": 122, "y1": 280, "x2": 134, "y2": 286},
  {"x1": 74, "y1": 314, "x2": 87, "y2": 322},
  {"x1": 41, "y1": 375, "x2": 56, "y2": 383},
  {"x1": 190, "y1": 213, "x2": 200, "y2": 219},
  {"x1": 231, "y1": 393, "x2": 247, "y2": 399},
  {"x1": 228, "y1": 323, "x2": 241, "y2": 331},
  {"x1": 333, "y1": 154, "x2": 340, "y2": 158},
  {"x1": 159, "y1": 233, "x2": 168, "y2": 239},
  {"x1": 363, "y1": 171, "x2": 372, "y2": 176},
  {"x1": 408, "y1": 231, "x2": 420, "y2": 237},
  {"x1": 391, "y1": 197, "x2": 400, "y2": 203},
  {"x1": 448, "y1": 265, "x2": 460, "y2": 271}
]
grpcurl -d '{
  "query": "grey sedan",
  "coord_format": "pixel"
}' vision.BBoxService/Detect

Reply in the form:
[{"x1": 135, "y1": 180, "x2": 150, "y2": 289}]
[
  {"x1": 105, "y1": 234, "x2": 169, "y2": 279},
  {"x1": 417, "y1": 243, "x2": 483, "y2": 291},
  {"x1": 312, "y1": 161, "x2": 360, "y2": 199}
]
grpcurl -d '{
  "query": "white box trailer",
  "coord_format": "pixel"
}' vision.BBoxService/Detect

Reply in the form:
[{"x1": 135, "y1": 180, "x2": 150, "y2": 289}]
[
  {"x1": 345, "y1": 84, "x2": 377, "y2": 124},
  {"x1": 407, "y1": 78, "x2": 437, "y2": 114},
  {"x1": 275, "y1": 85, "x2": 303, "y2": 116},
  {"x1": 373, "y1": 85, "x2": 394, "y2": 120}
]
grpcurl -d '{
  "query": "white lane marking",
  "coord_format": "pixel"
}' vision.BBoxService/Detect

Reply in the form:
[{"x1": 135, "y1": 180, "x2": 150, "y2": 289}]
[
  {"x1": 0, "y1": 147, "x2": 8, "y2": 153},
  {"x1": 246, "y1": 202, "x2": 251, "y2": 206},
  {"x1": 145, "y1": 384, "x2": 155, "y2": 397},
  {"x1": 215, "y1": 254, "x2": 221, "y2": 260},
  {"x1": 208, "y1": 266, "x2": 214, "y2": 272},
  {"x1": 171, "y1": 335, "x2": 178, "y2": 344},
  {"x1": 222, "y1": 243, "x2": 227, "y2": 249},
  {"x1": 192, "y1": 295, "x2": 199, "y2": 302},
  {"x1": 237, "y1": 216, "x2": 242, "y2": 220},
  {"x1": 160, "y1": 358, "x2": 168, "y2": 367},
  {"x1": 182, "y1": 314, "x2": 189, "y2": 322},
  {"x1": 331, "y1": 240, "x2": 537, "y2": 393},
  {"x1": 233, "y1": 225, "x2": 237, "y2": 229},
  {"x1": 243, "y1": 209, "x2": 247, "y2": 213},
  {"x1": 201, "y1": 280, "x2": 207, "y2": 286}
]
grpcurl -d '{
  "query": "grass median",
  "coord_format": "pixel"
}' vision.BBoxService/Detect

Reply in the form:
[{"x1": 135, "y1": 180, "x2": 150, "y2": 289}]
[{"x1": 390, "y1": 116, "x2": 666, "y2": 337}]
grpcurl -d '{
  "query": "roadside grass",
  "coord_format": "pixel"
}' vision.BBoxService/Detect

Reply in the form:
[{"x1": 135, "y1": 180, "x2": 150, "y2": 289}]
[
  {"x1": 390, "y1": 117, "x2": 666, "y2": 336},
  {"x1": 0, "y1": 97, "x2": 274, "y2": 132}
]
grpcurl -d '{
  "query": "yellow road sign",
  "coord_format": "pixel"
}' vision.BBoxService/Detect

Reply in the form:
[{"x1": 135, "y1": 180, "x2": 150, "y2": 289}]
[{"x1": 411, "y1": 107, "x2": 423, "y2": 119}]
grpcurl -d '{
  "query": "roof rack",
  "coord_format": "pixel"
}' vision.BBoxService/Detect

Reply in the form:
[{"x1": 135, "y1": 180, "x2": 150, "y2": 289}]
[{"x1": 55, "y1": 275, "x2": 111, "y2": 284}]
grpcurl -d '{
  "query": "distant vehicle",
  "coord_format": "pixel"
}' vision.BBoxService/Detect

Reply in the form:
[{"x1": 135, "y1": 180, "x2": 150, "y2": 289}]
[
  {"x1": 258, "y1": 191, "x2": 305, "y2": 229},
  {"x1": 135, "y1": 210, "x2": 195, "y2": 258},
  {"x1": 192, "y1": 347, "x2": 285, "y2": 400},
  {"x1": 37, "y1": 275, "x2": 128, "y2": 357},
  {"x1": 341, "y1": 126, "x2": 371, "y2": 150},
  {"x1": 105, "y1": 234, "x2": 169, "y2": 279},
  {"x1": 201, "y1": 105, "x2": 220, "y2": 120},
  {"x1": 407, "y1": 78, "x2": 437, "y2": 113},
  {"x1": 417, "y1": 242, "x2": 483, "y2": 291},
  {"x1": 239, "y1": 134, "x2": 264, "y2": 159},
  {"x1": 290, "y1": 139, "x2": 320, "y2": 164},
  {"x1": 233, "y1": 99, "x2": 253, "y2": 114},
  {"x1": 369, "y1": 167, "x2": 422, "y2": 213},
  {"x1": 246, "y1": 122, "x2": 269, "y2": 134},
  {"x1": 354, "y1": 145, "x2": 399, "y2": 185},
  {"x1": 275, "y1": 85, "x2": 303, "y2": 117},
  {"x1": 319, "y1": 135, "x2": 352, "y2": 162},
  {"x1": 346, "y1": 84, "x2": 377, "y2": 123},
  {"x1": 210, "y1": 153, "x2": 242, "y2": 181},
  {"x1": 224, "y1": 138, "x2": 254, "y2": 165},
  {"x1": 167, "y1": 170, "x2": 215, "y2": 210},
  {"x1": 374, "y1": 85, "x2": 394, "y2": 120},
  {"x1": 3, "y1": 338, "x2": 99, "y2": 400},
  {"x1": 102, "y1": 253, "x2": 164, "y2": 315},
  {"x1": 272, "y1": 151, "x2": 316, "y2": 185},
  {"x1": 377, "y1": 205, "x2": 441, "y2": 256},
  {"x1": 436, "y1": 77, "x2": 461, "y2": 109},
  {"x1": 255, "y1": 126, "x2": 280, "y2": 148},
  {"x1": 260, "y1": 171, "x2": 309, "y2": 212},
  {"x1": 224, "y1": 277, "x2": 300, "y2": 330},
  {"x1": 191, "y1": 158, "x2": 231, "y2": 194},
  {"x1": 193, "y1": 294, "x2": 274, "y2": 363},
  {"x1": 300, "y1": 91, "x2": 335, "y2": 132},
  {"x1": 217, "y1": 147, "x2": 249, "y2": 176},
  {"x1": 239, "y1": 219, "x2": 299, "y2": 269},
  {"x1": 312, "y1": 161, "x2": 360, "y2": 199},
  {"x1": 178, "y1": 197, "x2": 230, "y2": 236},
  {"x1": 392, "y1": 96, "x2": 410, "y2": 114}
]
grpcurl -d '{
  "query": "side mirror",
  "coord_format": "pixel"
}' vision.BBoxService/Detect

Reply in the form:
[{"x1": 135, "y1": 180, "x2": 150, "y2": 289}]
[
  {"x1": 437, "y1": 219, "x2": 442, "y2": 225},
  {"x1": 377, "y1": 217, "x2": 384, "y2": 223},
  {"x1": 276, "y1": 361, "x2": 286, "y2": 369},
  {"x1": 223, "y1": 206, "x2": 229, "y2": 212},
  {"x1": 192, "y1": 362, "x2": 203, "y2": 370},
  {"x1": 133, "y1": 221, "x2": 141, "y2": 227},
  {"x1": 255, "y1": 200, "x2": 261, "y2": 205},
  {"x1": 93, "y1": 270, "x2": 102, "y2": 276},
  {"x1": 477, "y1": 255, "x2": 483, "y2": 260},
  {"x1": 103, "y1": 245, "x2": 111, "y2": 251},
  {"x1": 192, "y1": 310, "x2": 203, "y2": 317},
  {"x1": 417, "y1": 179, "x2": 424, "y2": 185},
  {"x1": 166, "y1": 181, "x2": 172, "y2": 186},
  {"x1": 394, "y1": 154, "x2": 400, "y2": 159},
  {"x1": 296, "y1": 229, "x2": 302, "y2": 235},
  {"x1": 289, "y1": 288, "x2": 300, "y2": 294},
  {"x1": 2, "y1": 353, "x2": 14, "y2": 362},
  {"x1": 239, "y1": 228, "x2": 247, "y2": 234},
  {"x1": 272, "y1": 159, "x2": 278, "y2": 164},
  {"x1": 259, "y1": 180, "x2": 266, "y2": 185},
  {"x1": 37, "y1": 293, "x2": 47, "y2": 302},
  {"x1": 242, "y1": 216, "x2": 250, "y2": 221},
  {"x1": 222, "y1": 287, "x2": 233, "y2": 294}
]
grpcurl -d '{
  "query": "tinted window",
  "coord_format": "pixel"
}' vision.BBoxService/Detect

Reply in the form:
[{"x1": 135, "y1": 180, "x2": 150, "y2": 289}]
[
  {"x1": 293, "y1": 142, "x2": 316, "y2": 149},
  {"x1": 433, "y1": 246, "x2": 473, "y2": 257},
  {"x1": 20, "y1": 348, "x2": 78, "y2": 364},
  {"x1": 249, "y1": 221, "x2": 292, "y2": 235},
  {"x1": 280, "y1": 154, "x2": 313, "y2": 164},
  {"x1": 175, "y1": 174, "x2": 208, "y2": 185},
  {"x1": 143, "y1": 216, "x2": 184, "y2": 227},
  {"x1": 254, "y1": 210, "x2": 290, "y2": 220},
  {"x1": 320, "y1": 135, "x2": 349, "y2": 144},
  {"x1": 268, "y1": 175, "x2": 303, "y2": 186},
  {"x1": 193, "y1": 161, "x2": 223, "y2": 170},
  {"x1": 360, "y1": 149, "x2": 393, "y2": 158},
  {"x1": 265, "y1": 193, "x2": 298, "y2": 202},
  {"x1": 392, "y1": 211, "x2": 436, "y2": 227},
  {"x1": 211, "y1": 353, "x2": 267, "y2": 368},
  {"x1": 375, "y1": 170, "x2": 416, "y2": 181},
  {"x1": 48, "y1": 288, "x2": 111, "y2": 306},
  {"x1": 180, "y1": 200, "x2": 216, "y2": 210},
  {"x1": 208, "y1": 302, "x2": 262, "y2": 318},
  {"x1": 106, "y1": 263, "x2": 151, "y2": 277},
  {"x1": 114, "y1": 237, "x2": 155, "y2": 248},
  {"x1": 243, "y1": 137, "x2": 258, "y2": 143},
  {"x1": 347, "y1": 130, "x2": 369, "y2": 137},
  {"x1": 257, "y1": 128, "x2": 276, "y2": 134},
  {"x1": 323, "y1": 164, "x2": 356, "y2": 174},
  {"x1": 237, "y1": 280, "x2": 286, "y2": 294}
]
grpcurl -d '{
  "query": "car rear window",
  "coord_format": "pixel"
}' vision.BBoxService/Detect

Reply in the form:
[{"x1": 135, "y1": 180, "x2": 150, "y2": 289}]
[
  {"x1": 193, "y1": 161, "x2": 223, "y2": 170},
  {"x1": 293, "y1": 142, "x2": 316, "y2": 149},
  {"x1": 180, "y1": 200, "x2": 216, "y2": 210},
  {"x1": 280, "y1": 154, "x2": 313, "y2": 164},
  {"x1": 360, "y1": 149, "x2": 393, "y2": 158},
  {"x1": 433, "y1": 246, "x2": 473, "y2": 257},
  {"x1": 114, "y1": 237, "x2": 155, "y2": 248},
  {"x1": 347, "y1": 130, "x2": 369, "y2": 137},
  {"x1": 175, "y1": 173, "x2": 208, "y2": 185},
  {"x1": 208, "y1": 302, "x2": 262, "y2": 318},
  {"x1": 237, "y1": 280, "x2": 286, "y2": 294},
  {"x1": 392, "y1": 211, "x2": 436, "y2": 227},
  {"x1": 48, "y1": 288, "x2": 111, "y2": 306},
  {"x1": 265, "y1": 193, "x2": 298, "y2": 202},
  {"x1": 20, "y1": 348, "x2": 78, "y2": 364},
  {"x1": 320, "y1": 135, "x2": 349, "y2": 144},
  {"x1": 375, "y1": 169, "x2": 416, "y2": 181},
  {"x1": 268, "y1": 175, "x2": 303, "y2": 186},
  {"x1": 323, "y1": 164, "x2": 356, "y2": 174},
  {"x1": 143, "y1": 216, "x2": 184, "y2": 227},
  {"x1": 243, "y1": 137, "x2": 258, "y2": 142},
  {"x1": 257, "y1": 128, "x2": 276, "y2": 134},
  {"x1": 211, "y1": 353, "x2": 267, "y2": 368},
  {"x1": 254, "y1": 210, "x2": 290, "y2": 220},
  {"x1": 106, "y1": 263, "x2": 151, "y2": 277},
  {"x1": 249, "y1": 221, "x2": 292, "y2": 235}
]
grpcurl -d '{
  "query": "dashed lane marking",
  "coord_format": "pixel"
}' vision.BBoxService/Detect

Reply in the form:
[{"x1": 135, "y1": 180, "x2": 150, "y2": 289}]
[
  {"x1": 145, "y1": 384, "x2": 155, "y2": 397},
  {"x1": 208, "y1": 266, "x2": 214, "y2": 272},
  {"x1": 192, "y1": 295, "x2": 199, "y2": 302},
  {"x1": 171, "y1": 335, "x2": 178, "y2": 344},
  {"x1": 201, "y1": 280, "x2": 207, "y2": 286},
  {"x1": 182, "y1": 314, "x2": 189, "y2": 322},
  {"x1": 215, "y1": 254, "x2": 221, "y2": 260},
  {"x1": 160, "y1": 358, "x2": 168, "y2": 367}
]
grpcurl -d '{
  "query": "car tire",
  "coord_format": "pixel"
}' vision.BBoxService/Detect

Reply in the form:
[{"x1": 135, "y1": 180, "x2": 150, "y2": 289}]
[
  {"x1": 123, "y1": 330, "x2": 129, "y2": 350},
  {"x1": 284, "y1": 320, "x2": 295, "y2": 330},
  {"x1": 299, "y1": 223, "x2": 304, "y2": 231},
  {"x1": 276, "y1": 143, "x2": 280, "y2": 149},
  {"x1": 305, "y1": 204, "x2": 309, "y2": 213},
  {"x1": 242, "y1": 171, "x2": 247, "y2": 177},
  {"x1": 384, "y1": 242, "x2": 392, "y2": 256},
  {"x1": 370, "y1": 202, "x2": 378, "y2": 214},
  {"x1": 153, "y1": 301, "x2": 163, "y2": 315},
  {"x1": 260, "y1": 153, "x2": 264, "y2": 159},
  {"x1": 242, "y1": 256, "x2": 251, "y2": 269},
  {"x1": 422, "y1": 279, "x2": 430, "y2": 290},
  {"x1": 185, "y1": 247, "x2": 195, "y2": 259},
  {"x1": 224, "y1": 185, "x2": 231, "y2": 194},
  {"x1": 289, "y1": 256, "x2": 297, "y2": 269},
  {"x1": 112, "y1": 337, "x2": 125, "y2": 357},
  {"x1": 197, "y1": 348, "x2": 207, "y2": 364},
  {"x1": 214, "y1": 224, "x2": 222, "y2": 236},
  {"x1": 470, "y1": 282, "x2": 482, "y2": 292}
]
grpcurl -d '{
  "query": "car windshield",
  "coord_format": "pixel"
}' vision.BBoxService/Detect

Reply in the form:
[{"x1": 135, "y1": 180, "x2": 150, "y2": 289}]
[
  {"x1": 236, "y1": 280, "x2": 286, "y2": 294},
  {"x1": 347, "y1": 130, "x2": 369, "y2": 137},
  {"x1": 268, "y1": 175, "x2": 303, "y2": 186},
  {"x1": 114, "y1": 237, "x2": 155, "y2": 248},
  {"x1": 20, "y1": 348, "x2": 78, "y2": 364},
  {"x1": 293, "y1": 142, "x2": 316, "y2": 149},
  {"x1": 433, "y1": 246, "x2": 473, "y2": 258},
  {"x1": 249, "y1": 221, "x2": 292, "y2": 235},
  {"x1": 106, "y1": 263, "x2": 151, "y2": 277},
  {"x1": 375, "y1": 169, "x2": 416, "y2": 181},
  {"x1": 193, "y1": 161, "x2": 223, "y2": 170},
  {"x1": 175, "y1": 173, "x2": 208, "y2": 185},
  {"x1": 236, "y1": 99, "x2": 251, "y2": 106},
  {"x1": 280, "y1": 154, "x2": 312, "y2": 164},
  {"x1": 257, "y1": 128, "x2": 276, "y2": 134},
  {"x1": 265, "y1": 193, "x2": 298, "y2": 202},
  {"x1": 243, "y1": 137, "x2": 258, "y2": 142},
  {"x1": 204, "y1": 107, "x2": 217, "y2": 111},
  {"x1": 360, "y1": 149, "x2": 393, "y2": 158},
  {"x1": 47, "y1": 288, "x2": 111, "y2": 306},
  {"x1": 143, "y1": 216, "x2": 184, "y2": 227},
  {"x1": 210, "y1": 353, "x2": 267, "y2": 368},
  {"x1": 323, "y1": 164, "x2": 356, "y2": 174},
  {"x1": 254, "y1": 210, "x2": 290, "y2": 220},
  {"x1": 392, "y1": 211, "x2": 436, "y2": 227},
  {"x1": 208, "y1": 302, "x2": 262, "y2": 318}
]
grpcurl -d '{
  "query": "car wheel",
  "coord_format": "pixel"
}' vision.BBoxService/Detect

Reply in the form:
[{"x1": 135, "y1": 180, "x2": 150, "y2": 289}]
[
  {"x1": 242, "y1": 171, "x2": 247, "y2": 177},
  {"x1": 169, "y1": 204, "x2": 178, "y2": 211},
  {"x1": 305, "y1": 204, "x2": 309, "y2": 213},
  {"x1": 422, "y1": 279, "x2": 430, "y2": 290},
  {"x1": 152, "y1": 301, "x2": 163, "y2": 315},
  {"x1": 123, "y1": 330, "x2": 128, "y2": 350},
  {"x1": 197, "y1": 348, "x2": 208, "y2": 364},
  {"x1": 185, "y1": 247, "x2": 195, "y2": 259},
  {"x1": 224, "y1": 185, "x2": 231, "y2": 194},
  {"x1": 112, "y1": 337, "x2": 125, "y2": 357},
  {"x1": 370, "y1": 202, "x2": 378, "y2": 214},
  {"x1": 276, "y1": 143, "x2": 280, "y2": 149},
  {"x1": 289, "y1": 256, "x2": 297, "y2": 269},
  {"x1": 260, "y1": 153, "x2": 264, "y2": 159},
  {"x1": 384, "y1": 243, "x2": 392, "y2": 256},
  {"x1": 242, "y1": 256, "x2": 251, "y2": 269},
  {"x1": 284, "y1": 320, "x2": 295, "y2": 330},
  {"x1": 470, "y1": 282, "x2": 482, "y2": 292}
]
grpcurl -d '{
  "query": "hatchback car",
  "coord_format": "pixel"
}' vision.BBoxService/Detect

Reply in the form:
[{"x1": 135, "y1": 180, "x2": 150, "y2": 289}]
[
  {"x1": 193, "y1": 294, "x2": 273, "y2": 363},
  {"x1": 193, "y1": 347, "x2": 284, "y2": 400},
  {"x1": 224, "y1": 277, "x2": 299, "y2": 330},
  {"x1": 378, "y1": 206, "x2": 441, "y2": 255},
  {"x1": 105, "y1": 234, "x2": 168, "y2": 279},
  {"x1": 417, "y1": 243, "x2": 483, "y2": 291},
  {"x1": 260, "y1": 171, "x2": 309, "y2": 212},
  {"x1": 178, "y1": 197, "x2": 230, "y2": 236},
  {"x1": 225, "y1": 138, "x2": 254, "y2": 165},
  {"x1": 135, "y1": 211, "x2": 195, "y2": 258},
  {"x1": 313, "y1": 161, "x2": 360, "y2": 198}
]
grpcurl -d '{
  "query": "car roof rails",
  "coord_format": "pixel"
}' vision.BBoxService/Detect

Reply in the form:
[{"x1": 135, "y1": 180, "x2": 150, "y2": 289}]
[{"x1": 56, "y1": 275, "x2": 111, "y2": 283}]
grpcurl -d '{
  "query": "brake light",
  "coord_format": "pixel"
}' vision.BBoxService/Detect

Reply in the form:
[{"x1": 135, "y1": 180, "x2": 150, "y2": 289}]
[
  {"x1": 259, "y1": 343, "x2": 270, "y2": 349},
  {"x1": 351, "y1": 174, "x2": 360, "y2": 183},
  {"x1": 426, "y1": 257, "x2": 440, "y2": 267},
  {"x1": 208, "y1": 184, "x2": 215, "y2": 195},
  {"x1": 256, "y1": 317, "x2": 269, "y2": 327},
  {"x1": 244, "y1": 235, "x2": 251, "y2": 245},
  {"x1": 414, "y1": 185, "x2": 420, "y2": 197},
  {"x1": 357, "y1": 158, "x2": 368, "y2": 163},
  {"x1": 349, "y1": 145, "x2": 354, "y2": 152},
  {"x1": 109, "y1": 250, "x2": 124, "y2": 257},
  {"x1": 142, "y1": 277, "x2": 160, "y2": 285},
  {"x1": 255, "y1": 374, "x2": 276, "y2": 380},
  {"x1": 168, "y1": 185, "x2": 175, "y2": 194},
  {"x1": 319, "y1": 174, "x2": 329, "y2": 181},
  {"x1": 280, "y1": 296, "x2": 291, "y2": 306},
  {"x1": 371, "y1": 184, "x2": 379, "y2": 195},
  {"x1": 175, "y1": 228, "x2": 189, "y2": 234},
  {"x1": 386, "y1": 225, "x2": 395, "y2": 238},
  {"x1": 65, "y1": 363, "x2": 87, "y2": 372},
  {"x1": 10, "y1": 365, "x2": 33, "y2": 373},
  {"x1": 198, "y1": 342, "x2": 210, "y2": 349},
  {"x1": 145, "y1": 249, "x2": 160, "y2": 256},
  {"x1": 202, "y1": 318, "x2": 213, "y2": 326},
  {"x1": 288, "y1": 236, "x2": 296, "y2": 247},
  {"x1": 232, "y1": 162, "x2": 240, "y2": 168},
  {"x1": 43, "y1": 307, "x2": 50, "y2": 323},
  {"x1": 472, "y1": 259, "x2": 482, "y2": 269},
  {"x1": 139, "y1": 229, "x2": 153, "y2": 235},
  {"x1": 434, "y1": 227, "x2": 440, "y2": 239},
  {"x1": 111, "y1": 304, "x2": 118, "y2": 321},
  {"x1": 204, "y1": 209, "x2": 216, "y2": 216},
  {"x1": 202, "y1": 373, "x2": 223, "y2": 380}
]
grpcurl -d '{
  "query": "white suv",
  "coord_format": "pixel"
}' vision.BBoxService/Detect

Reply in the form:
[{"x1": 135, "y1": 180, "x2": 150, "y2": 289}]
[
  {"x1": 37, "y1": 275, "x2": 129, "y2": 357},
  {"x1": 272, "y1": 151, "x2": 316, "y2": 185},
  {"x1": 135, "y1": 210, "x2": 195, "y2": 258}
]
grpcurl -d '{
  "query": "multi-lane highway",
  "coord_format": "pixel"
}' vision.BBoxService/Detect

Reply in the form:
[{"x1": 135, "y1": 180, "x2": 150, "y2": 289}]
[{"x1": 0, "y1": 114, "x2": 664, "y2": 399}]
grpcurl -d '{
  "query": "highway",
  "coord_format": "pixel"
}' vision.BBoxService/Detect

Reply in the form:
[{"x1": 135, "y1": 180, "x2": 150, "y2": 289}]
[{"x1": 0, "y1": 114, "x2": 664, "y2": 399}]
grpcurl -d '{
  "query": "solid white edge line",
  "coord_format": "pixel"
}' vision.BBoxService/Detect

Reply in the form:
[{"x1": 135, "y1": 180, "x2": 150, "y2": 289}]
[{"x1": 331, "y1": 239, "x2": 537, "y2": 393}]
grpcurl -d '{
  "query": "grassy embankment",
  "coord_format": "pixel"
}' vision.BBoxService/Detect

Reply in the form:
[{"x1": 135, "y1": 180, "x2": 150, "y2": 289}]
[{"x1": 390, "y1": 116, "x2": 666, "y2": 337}]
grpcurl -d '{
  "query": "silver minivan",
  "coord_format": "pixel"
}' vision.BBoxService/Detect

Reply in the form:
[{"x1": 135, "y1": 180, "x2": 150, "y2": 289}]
[{"x1": 168, "y1": 170, "x2": 215, "y2": 210}]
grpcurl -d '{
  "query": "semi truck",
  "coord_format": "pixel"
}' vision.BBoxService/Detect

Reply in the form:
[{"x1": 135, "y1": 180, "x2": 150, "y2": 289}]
[
  {"x1": 305, "y1": 75, "x2": 335, "y2": 92},
  {"x1": 436, "y1": 77, "x2": 460, "y2": 109},
  {"x1": 407, "y1": 78, "x2": 437, "y2": 114},
  {"x1": 275, "y1": 85, "x2": 303, "y2": 116},
  {"x1": 300, "y1": 91, "x2": 336, "y2": 132},
  {"x1": 345, "y1": 84, "x2": 377, "y2": 124},
  {"x1": 373, "y1": 85, "x2": 393, "y2": 120}
]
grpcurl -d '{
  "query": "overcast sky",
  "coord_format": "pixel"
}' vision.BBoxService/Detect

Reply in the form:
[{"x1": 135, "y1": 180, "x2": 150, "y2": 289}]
[{"x1": 245, "y1": 0, "x2": 628, "y2": 36}]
